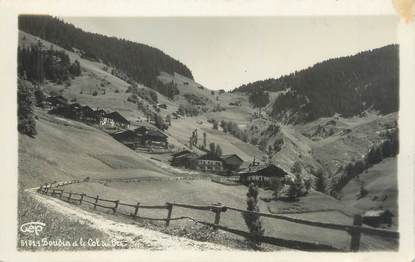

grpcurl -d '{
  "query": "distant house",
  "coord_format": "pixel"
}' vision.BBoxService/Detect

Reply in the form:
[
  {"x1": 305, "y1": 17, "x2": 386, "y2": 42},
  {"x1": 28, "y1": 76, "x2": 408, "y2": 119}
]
[
  {"x1": 100, "y1": 111, "x2": 130, "y2": 129},
  {"x1": 195, "y1": 153, "x2": 223, "y2": 173},
  {"x1": 46, "y1": 95, "x2": 68, "y2": 109},
  {"x1": 221, "y1": 154, "x2": 244, "y2": 172},
  {"x1": 133, "y1": 126, "x2": 168, "y2": 148},
  {"x1": 238, "y1": 163, "x2": 288, "y2": 186},
  {"x1": 94, "y1": 108, "x2": 107, "y2": 118},
  {"x1": 171, "y1": 150, "x2": 198, "y2": 168},
  {"x1": 111, "y1": 130, "x2": 143, "y2": 149},
  {"x1": 48, "y1": 102, "x2": 81, "y2": 120},
  {"x1": 362, "y1": 209, "x2": 394, "y2": 228},
  {"x1": 80, "y1": 105, "x2": 96, "y2": 122}
]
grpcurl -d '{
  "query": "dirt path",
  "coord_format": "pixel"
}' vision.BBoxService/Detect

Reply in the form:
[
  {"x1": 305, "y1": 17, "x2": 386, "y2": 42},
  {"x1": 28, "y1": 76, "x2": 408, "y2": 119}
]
[{"x1": 26, "y1": 189, "x2": 230, "y2": 251}]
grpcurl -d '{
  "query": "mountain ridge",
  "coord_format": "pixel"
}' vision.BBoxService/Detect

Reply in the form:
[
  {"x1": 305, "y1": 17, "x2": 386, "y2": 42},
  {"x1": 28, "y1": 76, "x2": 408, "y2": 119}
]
[{"x1": 232, "y1": 45, "x2": 399, "y2": 124}]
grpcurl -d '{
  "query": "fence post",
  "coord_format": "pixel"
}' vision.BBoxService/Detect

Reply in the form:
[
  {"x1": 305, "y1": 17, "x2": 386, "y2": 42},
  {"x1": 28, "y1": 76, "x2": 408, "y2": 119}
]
[
  {"x1": 113, "y1": 200, "x2": 119, "y2": 214},
  {"x1": 45, "y1": 187, "x2": 49, "y2": 194},
  {"x1": 166, "y1": 202, "x2": 173, "y2": 226},
  {"x1": 94, "y1": 195, "x2": 99, "y2": 210},
  {"x1": 68, "y1": 192, "x2": 72, "y2": 202},
  {"x1": 79, "y1": 193, "x2": 85, "y2": 205},
  {"x1": 59, "y1": 190, "x2": 64, "y2": 199},
  {"x1": 52, "y1": 189, "x2": 56, "y2": 197},
  {"x1": 213, "y1": 208, "x2": 221, "y2": 226},
  {"x1": 133, "y1": 202, "x2": 140, "y2": 217},
  {"x1": 349, "y1": 215, "x2": 362, "y2": 252}
]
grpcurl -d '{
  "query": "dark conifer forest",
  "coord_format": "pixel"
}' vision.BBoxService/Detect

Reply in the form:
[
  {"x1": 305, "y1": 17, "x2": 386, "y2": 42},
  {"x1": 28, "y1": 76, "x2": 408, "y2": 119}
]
[
  {"x1": 18, "y1": 15, "x2": 194, "y2": 90},
  {"x1": 18, "y1": 45, "x2": 81, "y2": 84},
  {"x1": 233, "y1": 45, "x2": 399, "y2": 123}
]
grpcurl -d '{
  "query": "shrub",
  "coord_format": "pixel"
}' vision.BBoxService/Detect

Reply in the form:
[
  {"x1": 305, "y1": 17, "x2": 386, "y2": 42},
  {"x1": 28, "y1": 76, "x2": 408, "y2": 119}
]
[{"x1": 92, "y1": 91, "x2": 98, "y2": 96}]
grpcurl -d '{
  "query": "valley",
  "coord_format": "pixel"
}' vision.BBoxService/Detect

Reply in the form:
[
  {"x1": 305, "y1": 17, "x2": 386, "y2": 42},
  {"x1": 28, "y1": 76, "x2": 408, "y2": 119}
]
[{"x1": 17, "y1": 16, "x2": 399, "y2": 252}]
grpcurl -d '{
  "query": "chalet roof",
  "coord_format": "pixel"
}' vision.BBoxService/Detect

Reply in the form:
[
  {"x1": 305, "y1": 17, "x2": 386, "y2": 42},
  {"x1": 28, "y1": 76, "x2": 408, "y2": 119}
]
[
  {"x1": 46, "y1": 95, "x2": 68, "y2": 105},
  {"x1": 82, "y1": 105, "x2": 94, "y2": 112},
  {"x1": 172, "y1": 150, "x2": 192, "y2": 158},
  {"x1": 105, "y1": 112, "x2": 130, "y2": 124},
  {"x1": 197, "y1": 153, "x2": 222, "y2": 161},
  {"x1": 146, "y1": 129, "x2": 168, "y2": 139},
  {"x1": 221, "y1": 154, "x2": 243, "y2": 162},
  {"x1": 69, "y1": 103, "x2": 82, "y2": 109},
  {"x1": 111, "y1": 130, "x2": 141, "y2": 140},
  {"x1": 238, "y1": 164, "x2": 289, "y2": 177},
  {"x1": 363, "y1": 210, "x2": 393, "y2": 218}
]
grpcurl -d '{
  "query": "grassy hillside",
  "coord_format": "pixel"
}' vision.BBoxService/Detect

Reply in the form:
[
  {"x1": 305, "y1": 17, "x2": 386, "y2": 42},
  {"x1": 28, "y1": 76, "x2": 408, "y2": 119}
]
[
  {"x1": 339, "y1": 157, "x2": 398, "y2": 227},
  {"x1": 18, "y1": 110, "x2": 171, "y2": 189}
]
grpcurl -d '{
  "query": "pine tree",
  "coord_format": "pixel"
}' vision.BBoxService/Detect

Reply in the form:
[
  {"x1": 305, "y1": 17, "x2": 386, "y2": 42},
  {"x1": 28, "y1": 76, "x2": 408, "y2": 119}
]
[
  {"x1": 242, "y1": 183, "x2": 264, "y2": 249},
  {"x1": 17, "y1": 80, "x2": 37, "y2": 137},
  {"x1": 203, "y1": 132, "x2": 207, "y2": 149},
  {"x1": 215, "y1": 144, "x2": 222, "y2": 157}
]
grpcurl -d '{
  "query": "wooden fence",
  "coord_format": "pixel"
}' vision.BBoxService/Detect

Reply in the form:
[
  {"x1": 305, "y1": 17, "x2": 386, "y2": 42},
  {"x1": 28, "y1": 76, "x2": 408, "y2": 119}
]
[{"x1": 37, "y1": 181, "x2": 399, "y2": 252}]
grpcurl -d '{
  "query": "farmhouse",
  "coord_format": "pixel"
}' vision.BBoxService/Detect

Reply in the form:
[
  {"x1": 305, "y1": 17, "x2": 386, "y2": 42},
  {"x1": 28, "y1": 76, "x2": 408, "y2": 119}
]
[
  {"x1": 46, "y1": 95, "x2": 68, "y2": 108},
  {"x1": 48, "y1": 103, "x2": 81, "y2": 120},
  {"x1": 362, "y1": 209, "x2": 393, "y2": 228},
  {"x1": 171, "y1": 150, "x2": 199, "y2": 168},
  {"x1": 195, "y1": 153, "x2": 223, "y2": 173},
  {"x1": 133, "y1": 126, "x2": 168, "y2": 148},
  {"x1": 100, "y1": 111, "x2": 130, "y2": 129},
  {"x1": 238, "y1": 163, "x2": 288, "y2": 186},
  {"x1": 94, "y1": 108, "x2": 107, "y2": 118},
  {"x1": 111, "y1": 130, "x2": 143, "y2": 149},
  {"x1": 80, "y1": 105, "x2": 96, "y2": 122},
  {"x1": 220, "y1": 154, "x2": 244, "y2": 172}
]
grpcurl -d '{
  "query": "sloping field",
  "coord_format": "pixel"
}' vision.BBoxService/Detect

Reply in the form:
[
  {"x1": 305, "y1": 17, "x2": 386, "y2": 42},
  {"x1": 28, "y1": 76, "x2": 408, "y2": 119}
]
[
  {"x1": 340, "y1": 157, "x2": 398, "y2": 227},
  {"x1": 63, "y1": 179, "x2": 398, "y2": 251},
  {"x1": 18, "y1": 111, "x2": 171, "y2": 189},
  {"x1": 167, "y1": 116, "x2": 265, "y2": 162},
  {"x1": 310, "y1": 113, "x2": 397, "y2": 175}
]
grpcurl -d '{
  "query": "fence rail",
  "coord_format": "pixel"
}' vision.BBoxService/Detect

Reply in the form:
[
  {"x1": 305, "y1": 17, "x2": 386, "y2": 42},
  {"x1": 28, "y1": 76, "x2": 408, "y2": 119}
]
[{"x1": 37, "y1": 181, "x2": 399, "y2": 252}]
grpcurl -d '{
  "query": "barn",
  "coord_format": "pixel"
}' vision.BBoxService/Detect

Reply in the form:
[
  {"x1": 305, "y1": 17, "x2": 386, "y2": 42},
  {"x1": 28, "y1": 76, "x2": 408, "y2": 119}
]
[
  {"x1": 171, "y1": 150, "x2": 199, "y2": 168},
  {"x1": 111, "y1": 130, "x2": 143, "y2": 149},
  {"x1": 220, "y1": 154, "x2": 244, "y2": 172},
  {"x1": 100, "y1": 111, "x2": 130, "y2": 129},
  {"x1": 362, "y1": 209, "x2": 394, "y2": 228},
  {"x1": 133, "y1": 126, "x2": 169, "y2": 148},
  {"x1": 238, "y1": 164, "x2": 289, "y2": 187}
]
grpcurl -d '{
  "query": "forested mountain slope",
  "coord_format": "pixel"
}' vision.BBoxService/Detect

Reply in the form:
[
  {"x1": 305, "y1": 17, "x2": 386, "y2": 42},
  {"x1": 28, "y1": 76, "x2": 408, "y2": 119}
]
[
  {"x1": 19, "y1": 15, "x2": 194, "y2": 90},
  {"x1": 233, "y1": 45, "x2": 399, "y2": 123}
]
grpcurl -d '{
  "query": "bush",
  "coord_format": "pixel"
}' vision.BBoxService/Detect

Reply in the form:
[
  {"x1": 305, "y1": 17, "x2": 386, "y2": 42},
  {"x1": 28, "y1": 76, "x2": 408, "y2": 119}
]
[{"x1": 92, "y1": 91, "x2": 98, "y2": 96}]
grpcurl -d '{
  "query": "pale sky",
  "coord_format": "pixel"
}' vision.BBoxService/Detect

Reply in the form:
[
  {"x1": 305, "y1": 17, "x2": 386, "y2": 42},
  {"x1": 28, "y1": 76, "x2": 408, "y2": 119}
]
[{"x1": 63, "y1": 16, "x2": 398, "y2": 90}]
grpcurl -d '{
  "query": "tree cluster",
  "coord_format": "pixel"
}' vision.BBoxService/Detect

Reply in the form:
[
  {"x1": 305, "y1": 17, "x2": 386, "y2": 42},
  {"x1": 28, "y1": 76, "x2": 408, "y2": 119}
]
[
  {"x1": 219, "y1": 120, "x2": 248, "y2": 142},
  {"x1": 18, "y1": 45, "x2": 81, "y2": 84}
]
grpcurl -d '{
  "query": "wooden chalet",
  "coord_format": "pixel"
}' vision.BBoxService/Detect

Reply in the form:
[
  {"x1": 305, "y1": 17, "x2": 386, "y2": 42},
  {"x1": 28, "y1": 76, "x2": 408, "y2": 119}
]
[
  {"x1": 171, "y1": 150, "x2": 198, "y2": 168},
  {"x1": 80, "y1": 105, "x2": 97, "y2": 122},
  {"x1": 362, "y1": 209, "x2": 394, "y2": 228},
  {"x1": 220, "y1": 154, "x2": 244, "y2": 172},
  {"x1": 238, "y1": 163, "x2": 288, "y2": 186},
  {"x1": 134, "y1": 126, "x2": 168, "y2": 148},
  {"x1": 111, "y1": 130, "x2": 143, "y2": 149},
  {"x1": 100, "y1": 111, "x2": 130, "y2": 129},
  {"x1": 46, "y1": 95, "x2": 68, "y2": 109},
  {"x1": 195, "y1": 153, "x2": 223, "y2": 173}
]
